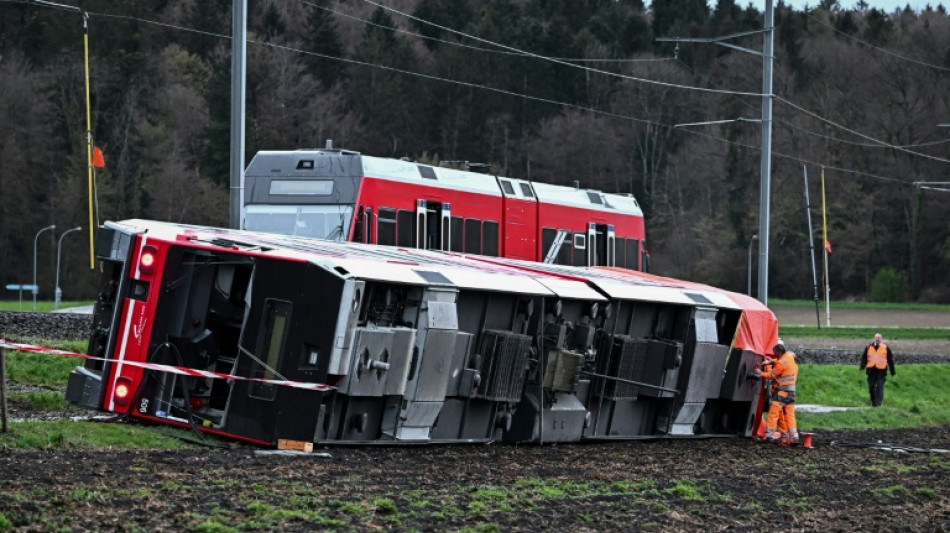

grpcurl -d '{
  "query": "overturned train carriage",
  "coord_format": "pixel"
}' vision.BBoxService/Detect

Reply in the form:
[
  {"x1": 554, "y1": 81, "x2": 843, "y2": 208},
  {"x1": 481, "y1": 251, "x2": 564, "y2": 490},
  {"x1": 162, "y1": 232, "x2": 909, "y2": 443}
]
[{"x1": 66, "y1": 219, "x2": 777, "y2": 446}]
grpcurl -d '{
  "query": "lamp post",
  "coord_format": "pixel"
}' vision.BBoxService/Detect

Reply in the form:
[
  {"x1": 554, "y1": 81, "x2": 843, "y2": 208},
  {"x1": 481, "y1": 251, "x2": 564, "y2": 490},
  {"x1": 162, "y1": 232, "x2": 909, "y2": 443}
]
[
  {"x1": 32, "y1": 224, "x2": 56, "y2": 311},
  {"x1": 55, "y1": 226, "x2": 82, "y2": 310},
  {"x1": 747, "y1": 235, "x2": 758, "y2": 296}
]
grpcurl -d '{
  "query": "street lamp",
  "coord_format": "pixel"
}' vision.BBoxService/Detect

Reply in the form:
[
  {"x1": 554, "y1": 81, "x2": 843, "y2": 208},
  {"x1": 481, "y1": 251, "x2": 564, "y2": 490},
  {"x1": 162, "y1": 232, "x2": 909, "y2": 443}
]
[
  {"x1": 32, "y1": 224, "x2": 56, "y2": 311},
  {"x1": 55, "y1": 226, "x2": 82, "y2": 310},
  {"x1": 747, "y1": 235, "x2": 758, "y2": 296}
]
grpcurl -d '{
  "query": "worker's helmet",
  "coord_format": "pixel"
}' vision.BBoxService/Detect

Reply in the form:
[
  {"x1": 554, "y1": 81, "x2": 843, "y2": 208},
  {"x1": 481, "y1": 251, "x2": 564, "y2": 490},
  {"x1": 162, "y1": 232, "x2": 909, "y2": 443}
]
[{"x1": 773, "y1": 341, "x2": 787, "y2": 355}]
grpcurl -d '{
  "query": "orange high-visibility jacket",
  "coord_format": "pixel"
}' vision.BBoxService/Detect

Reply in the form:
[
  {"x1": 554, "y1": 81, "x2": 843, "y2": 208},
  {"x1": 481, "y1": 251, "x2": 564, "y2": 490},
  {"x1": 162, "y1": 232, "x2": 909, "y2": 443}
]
[{"x1": 762, "y1": 352, "x2": 797, "y2": 392}]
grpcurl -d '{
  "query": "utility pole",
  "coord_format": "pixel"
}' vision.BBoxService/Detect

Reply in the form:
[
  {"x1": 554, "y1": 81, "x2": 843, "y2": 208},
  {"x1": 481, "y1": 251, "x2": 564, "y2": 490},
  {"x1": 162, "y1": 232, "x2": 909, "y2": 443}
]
[
  {"x1": 657, "y1": 0, "x2": 775, "y2": 305},
  {"x1": 758, "y1": 0, "x2": 774, "y2": 307},
  {"x1": 229, "y1": 0, "x2": 247, "y2": 230}
]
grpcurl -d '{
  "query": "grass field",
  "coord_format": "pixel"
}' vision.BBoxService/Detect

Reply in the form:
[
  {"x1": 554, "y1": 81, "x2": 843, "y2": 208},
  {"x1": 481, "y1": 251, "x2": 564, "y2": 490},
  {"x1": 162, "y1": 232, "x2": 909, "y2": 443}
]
[
  {"x1": 0, "y1": 300, "x2": 94, "y2": 312},
  {"x1": 2, "y1": 344, "x2": 948, "y2": 449}
]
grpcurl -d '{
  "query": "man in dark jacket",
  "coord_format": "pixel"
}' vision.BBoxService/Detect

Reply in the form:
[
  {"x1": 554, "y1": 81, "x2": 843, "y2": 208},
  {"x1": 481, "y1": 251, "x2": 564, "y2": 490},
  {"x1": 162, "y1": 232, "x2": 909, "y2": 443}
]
[{"x1": 860, "y1": 333, "x2": 895, "y2": 407}]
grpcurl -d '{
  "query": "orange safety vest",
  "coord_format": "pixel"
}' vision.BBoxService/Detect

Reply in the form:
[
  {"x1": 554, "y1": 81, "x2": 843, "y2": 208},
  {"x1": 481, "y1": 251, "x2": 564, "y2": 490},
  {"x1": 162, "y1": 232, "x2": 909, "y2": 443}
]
[
  {"x1": 866, "y1": 343, "x2": 888, "y2": 369},
  {"x1": 765, "y1": 352, "x2": 798, "y2": 392}
]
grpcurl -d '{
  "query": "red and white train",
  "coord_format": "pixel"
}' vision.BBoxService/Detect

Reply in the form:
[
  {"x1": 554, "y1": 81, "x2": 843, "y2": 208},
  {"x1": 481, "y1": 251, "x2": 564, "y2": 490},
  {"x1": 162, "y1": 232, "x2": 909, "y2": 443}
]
[
  {"x1": 65, "y1": 219, "x2": 777, "y2": 447},
  {"x1": 242, "y1": 147, "x2": 647, "y2": 270}
]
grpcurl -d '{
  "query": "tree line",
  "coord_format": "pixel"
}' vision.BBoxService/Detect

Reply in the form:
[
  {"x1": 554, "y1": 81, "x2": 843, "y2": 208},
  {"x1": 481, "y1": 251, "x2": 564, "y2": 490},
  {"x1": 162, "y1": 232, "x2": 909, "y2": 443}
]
[{"x1": 1, "y1": 0, "x2": 948, "y2": 302}]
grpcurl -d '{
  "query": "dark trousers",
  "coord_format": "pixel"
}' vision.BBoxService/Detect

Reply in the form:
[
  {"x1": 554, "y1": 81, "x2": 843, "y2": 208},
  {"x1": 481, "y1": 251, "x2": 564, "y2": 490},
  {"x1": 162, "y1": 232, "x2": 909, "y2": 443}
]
[{"x1": 866, "y1": 368, "x2": 888, "y2": 407}]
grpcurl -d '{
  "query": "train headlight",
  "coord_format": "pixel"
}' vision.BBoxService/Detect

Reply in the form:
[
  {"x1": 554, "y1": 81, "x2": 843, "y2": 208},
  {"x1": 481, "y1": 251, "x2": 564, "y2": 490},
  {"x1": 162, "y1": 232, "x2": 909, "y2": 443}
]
[
  {"x1": 114, "y1": 377, "x2": 133, "y2": 407},
  {"x1": 139, "y1": 246, "x2": 158, "y2": 275}
]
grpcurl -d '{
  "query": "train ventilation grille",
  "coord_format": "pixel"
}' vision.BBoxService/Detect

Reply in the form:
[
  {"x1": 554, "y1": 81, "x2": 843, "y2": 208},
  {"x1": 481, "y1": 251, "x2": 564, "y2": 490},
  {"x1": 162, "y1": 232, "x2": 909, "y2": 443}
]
[{"x1": 474, "y1": 330, "x2": 532, "y2": 402}]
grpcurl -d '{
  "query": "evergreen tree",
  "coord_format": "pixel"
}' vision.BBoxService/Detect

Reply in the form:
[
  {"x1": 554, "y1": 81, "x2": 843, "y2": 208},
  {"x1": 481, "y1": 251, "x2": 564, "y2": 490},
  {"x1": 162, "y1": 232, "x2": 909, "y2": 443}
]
[{"x1": 303, "y1": 0, "x2": 344, "y2": 87}]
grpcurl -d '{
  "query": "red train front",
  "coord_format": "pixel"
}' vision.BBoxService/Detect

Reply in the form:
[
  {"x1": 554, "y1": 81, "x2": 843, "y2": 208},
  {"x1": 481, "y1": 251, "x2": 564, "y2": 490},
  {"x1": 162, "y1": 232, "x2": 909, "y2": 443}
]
[{"x1": 242, "y1": 148, "x2": 647, "y2": 271}]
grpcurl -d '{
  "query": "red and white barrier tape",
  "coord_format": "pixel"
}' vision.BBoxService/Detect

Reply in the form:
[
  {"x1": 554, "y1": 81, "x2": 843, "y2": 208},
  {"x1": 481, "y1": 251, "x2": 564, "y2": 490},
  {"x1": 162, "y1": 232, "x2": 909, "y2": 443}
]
[{"x1": 0, "y1": 339, "x2": 336, "y2": 392}]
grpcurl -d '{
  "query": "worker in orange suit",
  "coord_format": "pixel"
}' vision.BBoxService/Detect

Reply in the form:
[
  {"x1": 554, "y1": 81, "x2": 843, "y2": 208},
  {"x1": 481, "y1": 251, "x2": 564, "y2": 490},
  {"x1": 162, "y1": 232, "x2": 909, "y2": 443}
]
[{"x1": 754, "y1": 342, "x2": 799, "y2": 445}]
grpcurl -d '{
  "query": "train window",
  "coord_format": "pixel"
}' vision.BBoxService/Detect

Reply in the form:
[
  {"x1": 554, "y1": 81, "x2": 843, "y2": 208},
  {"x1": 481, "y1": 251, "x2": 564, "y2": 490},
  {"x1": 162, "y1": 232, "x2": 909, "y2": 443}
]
[
  {"x1": 397, "y1": 210, "x2": 415, "y2": 247},
  {"x1": 626, "y1": 238, "x2": 639, "y2": 270},
  {"x1": 586, "y1": 192, "x2": 603, "y2": 204},
  {"x1": 520, "y1": 183, "x2": 535, "y2": 198},
  {"x1": 378, "y1": 208, "x2": 397, "y2": 246},
  {"x1": 615, "y1": 240, "x2": 626, "y2": 268},
  {"x1": 541, "y1": 228, "x2": 555, "y2": 261},
  {"x1": 573, "y1": 233, "x2": 586, "y2": 250},
  {"x1": 500, "y1": 181, "x2": 515, "y2": 195},
  {"x1": 249, "y1": 299, "x2": 292, "y2": 401},
  {"x1": 269, "y1": 179, "x2": 333, "y2": 195},
  {"x1": 557, "y1": 236, "x2": 572, "y2": 265},
  {"x1": 573, "y1": 233, "x2": 587, "y2": 266},
  {"x1": 418, "y1": 165, "x2": 437, "y2": 180},
  {"x1": 464, "y1": 219, "x2": 481, "y2": 254},
  {"x1": 451, "y1": 217, "x2": 463, "y2": 252},
  {"x1": 483, "y1": 221, "x2": 499, "y2": 256}
]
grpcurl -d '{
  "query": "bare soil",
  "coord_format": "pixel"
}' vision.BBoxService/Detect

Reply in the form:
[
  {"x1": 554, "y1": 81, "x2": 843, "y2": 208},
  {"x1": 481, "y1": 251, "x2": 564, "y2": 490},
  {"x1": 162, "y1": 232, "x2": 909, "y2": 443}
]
[
  {"x1": 1, "y1": 310, "x2": 949, "y2": 531},
  {"x1": 1, "y1": 409, "x2": 949, "y2": 531},
  {"x1": 773, "y1": 306, "x2": 950, "y2": 357}
]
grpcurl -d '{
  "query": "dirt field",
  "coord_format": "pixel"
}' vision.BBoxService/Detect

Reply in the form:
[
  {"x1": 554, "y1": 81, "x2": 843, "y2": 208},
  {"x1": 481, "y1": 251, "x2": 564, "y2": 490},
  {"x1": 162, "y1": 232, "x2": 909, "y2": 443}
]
[
  {"x1": 773, "y1": 306, "x2": 950, "y2": 357},
  {"x1": 1, "y1": 417, "x2": 949, "y2": 531},
  {"x1": 2, "y1": 309, "x2": 949, "y2": 531}
]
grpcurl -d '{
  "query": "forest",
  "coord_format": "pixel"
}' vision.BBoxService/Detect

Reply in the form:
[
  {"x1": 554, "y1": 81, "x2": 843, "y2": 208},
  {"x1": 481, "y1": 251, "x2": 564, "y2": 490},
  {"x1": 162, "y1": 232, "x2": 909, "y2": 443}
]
[{"x1": 0, "y1": 0, "x2": 948, "y2": 302}]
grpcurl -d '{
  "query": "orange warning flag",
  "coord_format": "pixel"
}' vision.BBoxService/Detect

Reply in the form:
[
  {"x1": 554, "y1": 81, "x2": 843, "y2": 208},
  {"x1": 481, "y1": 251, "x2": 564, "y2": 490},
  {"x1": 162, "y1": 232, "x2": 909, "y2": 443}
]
[
  {"x1": 824, "y1": 239, "x2": 832, "y2": 254},
  {"x1": 92, "y1": 146, "x2": 105, "y2": 168}
]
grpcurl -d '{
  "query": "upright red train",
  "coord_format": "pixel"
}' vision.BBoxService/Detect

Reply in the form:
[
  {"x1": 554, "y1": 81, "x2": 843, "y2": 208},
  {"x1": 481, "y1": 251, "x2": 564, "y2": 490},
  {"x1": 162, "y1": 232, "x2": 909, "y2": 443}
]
[{"x1": 242, "y1": 147, "x2": 647, "y2": 270}]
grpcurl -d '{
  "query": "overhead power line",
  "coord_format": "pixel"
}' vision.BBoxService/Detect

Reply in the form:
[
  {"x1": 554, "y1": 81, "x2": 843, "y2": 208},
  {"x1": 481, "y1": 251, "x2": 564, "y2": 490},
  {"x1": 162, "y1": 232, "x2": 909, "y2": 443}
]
[
  {"x1": 806, "y1": 12, "x2": 950, "y2": 74},
  {"x1": 775, "y1": 96, "x2": 950, "y2": 164},
  {"x1": 300, "y1": 1, "x2": 675, "y2": 64},
  {"x1": 5, "y1": 0, "x2": 921, "y2": 187},
  {"x1": 356, "y1": 0, "x2": 765, "y2": 98}
]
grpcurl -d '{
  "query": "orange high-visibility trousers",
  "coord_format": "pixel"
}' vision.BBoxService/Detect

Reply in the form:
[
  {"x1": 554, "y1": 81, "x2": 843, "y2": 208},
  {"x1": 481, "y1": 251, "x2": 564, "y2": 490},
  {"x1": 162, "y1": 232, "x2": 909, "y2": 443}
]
[{"x1": 765, "y1": 391, "x2": 797, "y2": 437}]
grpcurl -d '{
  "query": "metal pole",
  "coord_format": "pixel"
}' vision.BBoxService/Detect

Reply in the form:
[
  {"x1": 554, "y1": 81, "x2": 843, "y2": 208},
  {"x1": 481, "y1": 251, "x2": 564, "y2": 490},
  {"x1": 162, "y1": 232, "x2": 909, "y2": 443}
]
[
  {"x1": 33, "y1": 224, "x2": 56, "y2": 311},
  {"x1": 55, "y1": 227, "x2": 83, "y2": 310},
  {"x1": 1, "y1": 348, "x2": 7, "y2": 433},
  {"x1": 802, "y1": 166, "x2": 821, "y2": 328},
  {"x1": 229, "y1": 0, "x2": 247, "y2": 230},
  {"x1": 83, "y1": 11, "x2": 96, "y2": 269},
  {"x1": 747, "y1": 235, "x2": 758, "y2": 296},
  {"x1": 757, "y1": 0, "x2": 774, "y2": 306},
  {"x1": 821, "y1": 166, "x2": 831, "y2": 327}
]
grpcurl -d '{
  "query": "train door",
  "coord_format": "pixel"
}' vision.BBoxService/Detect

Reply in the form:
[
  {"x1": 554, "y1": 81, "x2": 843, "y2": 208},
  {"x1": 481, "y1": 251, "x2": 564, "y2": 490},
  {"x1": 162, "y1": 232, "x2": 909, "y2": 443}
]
[
  {"x1": 499, "y1": 178, "x2": 538, "y2": 260},
  {"x1": 415, "y1": 200, "x2": 452, "y2": 251},
  {"x1": 587, "y1": 223, "x2": 615, "y2": 267},
  {"x1": 415, "y1": 200, "x2": 427, "y2": 249}
]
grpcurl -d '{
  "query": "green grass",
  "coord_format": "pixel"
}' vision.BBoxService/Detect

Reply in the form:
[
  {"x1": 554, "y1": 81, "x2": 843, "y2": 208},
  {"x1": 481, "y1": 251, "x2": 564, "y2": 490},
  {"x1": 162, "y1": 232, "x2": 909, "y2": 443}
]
[
  {"x1": 0, "y1": 300, "x2": 94, "y2": 312},
  {"x1": 770, "y1": 299, "x2": 950, "y2": 311},
  {"x1": 3, "y1": 347, "x2": 84, "y2": 388},
  {"x1": 795, "y1": 364, "x2": 950, "y2": 430},
  {"x1": 781, "y1": 325, "x2": 950, "y2": 340},
  {"x1": 0, "y1": 420, "x2": 191, "y2": 450}
]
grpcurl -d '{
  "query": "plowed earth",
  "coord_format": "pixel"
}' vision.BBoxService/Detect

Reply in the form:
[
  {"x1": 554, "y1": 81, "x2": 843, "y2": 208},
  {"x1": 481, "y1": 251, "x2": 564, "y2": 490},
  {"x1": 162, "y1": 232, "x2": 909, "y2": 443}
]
[
  {"x1": 2, "y1": 310, "x2": 949, "y2": 531},
  {"x1": 1, "y1": 424, "x2": 949, "y2": 532}
]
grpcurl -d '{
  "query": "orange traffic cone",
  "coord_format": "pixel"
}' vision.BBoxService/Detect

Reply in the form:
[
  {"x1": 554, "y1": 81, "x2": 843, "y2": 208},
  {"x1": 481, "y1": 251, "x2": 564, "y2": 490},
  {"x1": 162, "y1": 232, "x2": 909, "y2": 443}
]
[{"x1": 801, "y1": 432, "x2": 814, "y2": 449}]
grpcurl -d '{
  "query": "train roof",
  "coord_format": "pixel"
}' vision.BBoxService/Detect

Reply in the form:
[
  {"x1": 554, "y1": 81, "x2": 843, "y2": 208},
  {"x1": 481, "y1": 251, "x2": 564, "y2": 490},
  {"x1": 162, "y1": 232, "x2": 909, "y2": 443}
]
[
  {"x1": 110, "y1": 219, "x2": 777, "y2": 354},
  {"x1": 245, "y1": 149, "x2": 642, "y2": 216}
]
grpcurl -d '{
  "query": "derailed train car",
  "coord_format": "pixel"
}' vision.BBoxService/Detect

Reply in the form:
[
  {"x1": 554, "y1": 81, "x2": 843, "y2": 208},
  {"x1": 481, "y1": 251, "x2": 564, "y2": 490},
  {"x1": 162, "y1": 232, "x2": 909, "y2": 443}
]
[{"x1": 66, "y1": 219, "x2": 777, "y2": 446}]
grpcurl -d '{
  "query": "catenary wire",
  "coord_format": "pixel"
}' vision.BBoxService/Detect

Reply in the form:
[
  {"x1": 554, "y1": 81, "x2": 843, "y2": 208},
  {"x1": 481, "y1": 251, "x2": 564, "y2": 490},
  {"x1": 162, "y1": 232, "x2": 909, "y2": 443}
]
[
  {"x1": 359, "y1": 0, "x2": 950, "y2": 165},
  {"x1": 300, "y1": 0, "x2": 676, "y2": 64},
  {"x1": 5, "y1": 0, "x2": 919, "y2": 186},
  {"x1": 805, "y1": 11, "x2": 950, "y2": 74},
  {"x1": 673, "y1": 58, "x2": 950, "y2": 151},
  {"x1": 356, "y1": 0, "x2": 766, "y2": 97}
]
